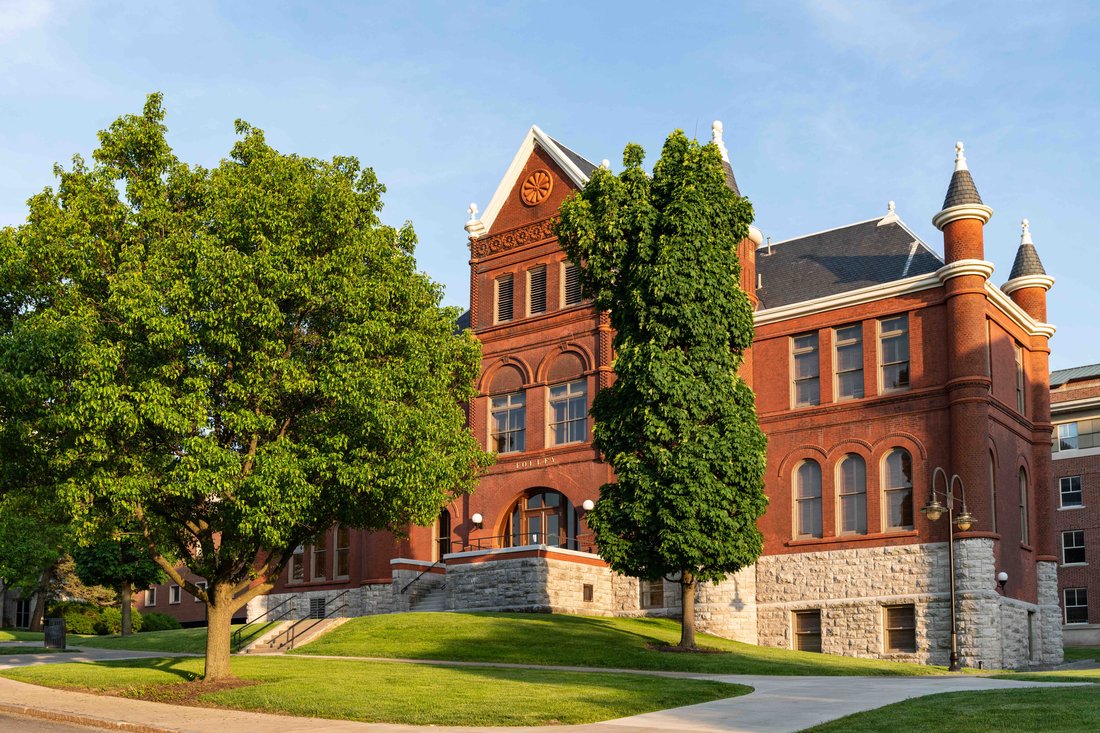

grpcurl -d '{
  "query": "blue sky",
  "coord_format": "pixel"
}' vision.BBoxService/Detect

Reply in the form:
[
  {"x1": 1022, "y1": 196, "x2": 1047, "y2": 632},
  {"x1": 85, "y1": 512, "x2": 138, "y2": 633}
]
[{"x1": 2, "y1": 0, "x2": 1097, "y2": 370}]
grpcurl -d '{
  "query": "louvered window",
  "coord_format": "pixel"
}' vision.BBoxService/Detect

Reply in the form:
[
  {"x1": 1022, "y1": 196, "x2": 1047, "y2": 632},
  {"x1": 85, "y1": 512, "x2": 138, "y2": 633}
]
[
  {"x1": 562, "y1": 261, "x2": 582, "y2": 306},
  {"x1": 495, "y1": 274, "x2": 514, "y2": 324},
  {"x1": 528, "y1": 265, "x2": 547, "y2": 315}
]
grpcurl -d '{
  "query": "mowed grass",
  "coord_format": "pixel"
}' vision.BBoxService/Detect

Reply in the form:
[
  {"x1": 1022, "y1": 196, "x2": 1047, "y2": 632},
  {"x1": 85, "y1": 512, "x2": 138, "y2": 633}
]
[
  {"x1": 801, "y1": 686, "x2": 1100, "y2": 732},
  {"x1": 75, "y1": 623, "x2": 273, "y2": 654},
  {"x1": 1063, "y1": 646, "x2": 1100, "y2": 663},
  {"x1": 293, "y1": 612, "x2": 949, "y2": 676},
  {"x1": 0, "y1": 655, "x2": 748, "y2": 726},
  {"x1": 0, "y1": 629, "x2": 42, "y2": 642}
]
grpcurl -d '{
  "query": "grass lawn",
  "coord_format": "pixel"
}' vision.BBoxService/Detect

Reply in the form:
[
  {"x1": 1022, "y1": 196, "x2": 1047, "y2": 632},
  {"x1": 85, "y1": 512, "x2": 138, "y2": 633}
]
[
  {"x1": 75, "y1": 623, "x2": 273, "y2": 654},
  {"x1": 1063, "y1": 646, "x2": 1100, "y2": 662},
  {"x1": 293, "y1": 612, "x2": 949, "y2": 676},
  {"x1": 0, "y1": 629, "x2": 42, "y2": 642},
  {"x1": 800, "y1": 686, "x2": 1100, "y2": 732},
  {"x1": 0, "y1": 655, "x2": 748, "y2": 726}
]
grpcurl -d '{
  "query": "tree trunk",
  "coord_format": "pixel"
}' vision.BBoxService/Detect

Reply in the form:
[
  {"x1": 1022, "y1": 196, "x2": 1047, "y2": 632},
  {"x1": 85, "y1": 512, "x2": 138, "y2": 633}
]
[
  {"x1": 29, "y1": 587, "x2": 47, "y2": 632},
  {"x1": 203, "y1": 583, "x2": 234, "y2": 681},
  {"x1": 679, "y1": 570, "x2": 697, "y2": 650},
  {"x1": 0, "y1": 585, "x2": 8, "y2": 627},
  {"x1": 119, "y1": 583, "x2": 133, "y2": 636}
]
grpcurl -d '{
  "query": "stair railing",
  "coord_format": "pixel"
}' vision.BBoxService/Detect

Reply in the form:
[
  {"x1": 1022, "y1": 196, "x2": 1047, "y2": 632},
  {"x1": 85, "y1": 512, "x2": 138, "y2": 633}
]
[
  {"x1": 233, "y1": 596, "x2": 294, "y2": 652},
  {"x1": 267, "y1": 588, "x2": 351, "y2": 652}
]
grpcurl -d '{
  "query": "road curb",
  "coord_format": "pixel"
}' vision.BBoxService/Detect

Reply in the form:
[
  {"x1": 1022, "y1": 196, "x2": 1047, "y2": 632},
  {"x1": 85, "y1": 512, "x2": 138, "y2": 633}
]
[{"x1": 0, "y1": 701, "x2": 183, "y2": 733}]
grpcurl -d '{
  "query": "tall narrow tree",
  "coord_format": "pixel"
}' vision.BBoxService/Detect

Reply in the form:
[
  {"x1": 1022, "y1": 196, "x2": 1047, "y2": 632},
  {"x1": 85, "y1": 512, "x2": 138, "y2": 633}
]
[
  {"x1": 555, "y1": 131, "x2": 767, "y2": 649},
  {"x1": 0, "y1": 94, "x2": 491, "y2": 679}
]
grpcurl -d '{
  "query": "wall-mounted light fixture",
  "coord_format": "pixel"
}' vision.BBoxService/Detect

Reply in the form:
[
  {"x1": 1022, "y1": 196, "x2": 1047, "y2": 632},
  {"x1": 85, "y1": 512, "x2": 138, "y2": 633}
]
[
  {"x1": 581, "y1": 499, "x2": 595, "y2": 512},
  {"x1": 997, "y1": 571, "x2": 1008, "y2": 594},
  {"x1": 471, "y1": 513, "x2": 484, "y2": 530}
]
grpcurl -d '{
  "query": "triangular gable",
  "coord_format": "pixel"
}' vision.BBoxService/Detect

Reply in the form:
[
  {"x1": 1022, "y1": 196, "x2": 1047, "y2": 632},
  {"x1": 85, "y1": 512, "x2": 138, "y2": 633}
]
[{"x1": 467, "y1": 125, "x2": 593, "y2": 238}]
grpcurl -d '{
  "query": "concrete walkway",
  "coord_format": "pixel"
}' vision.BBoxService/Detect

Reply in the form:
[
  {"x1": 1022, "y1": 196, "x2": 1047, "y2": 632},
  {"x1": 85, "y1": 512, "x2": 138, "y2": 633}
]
[{"x1": 0, "y1": 648, "x2": 1086, "y2": 733}]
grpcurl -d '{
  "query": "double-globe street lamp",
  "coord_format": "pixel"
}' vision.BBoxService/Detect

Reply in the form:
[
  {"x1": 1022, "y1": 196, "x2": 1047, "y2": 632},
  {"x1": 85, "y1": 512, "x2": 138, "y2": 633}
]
[{"x1": 920, "y1": 466, "x2": 975, "y2": 672}]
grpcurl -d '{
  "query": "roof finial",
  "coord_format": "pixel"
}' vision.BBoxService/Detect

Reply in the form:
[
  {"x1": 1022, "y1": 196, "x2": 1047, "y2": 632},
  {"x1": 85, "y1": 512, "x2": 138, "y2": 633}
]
[
  {"x1": 600, "y1": 159, "x2": 611, "y2": 170},
  {"x1": 712, "y1": 120, "x2": 730, "y2": 163},
  {"x1": 888, "y1": 200, "x2": 896, "y2": 215},
  {"x1": 467, "y1": 202, "x2": 479, "y2": 222},
  {"x1": 1021, "y1": 218, "x2": 1032, "y2": 245},
  {"x1": 954, "y1": 141, "x2": 968, "y2": 172}
]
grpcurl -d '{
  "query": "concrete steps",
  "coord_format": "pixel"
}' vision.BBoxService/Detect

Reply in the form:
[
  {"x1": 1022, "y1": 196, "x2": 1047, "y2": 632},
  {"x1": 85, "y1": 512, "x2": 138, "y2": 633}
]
[
  {"x1": 241, "y1": 617, "x2": 349, "y2": 653},
  {"x1": 410, "y1": 585, "x2": 448, "y2": 612}
]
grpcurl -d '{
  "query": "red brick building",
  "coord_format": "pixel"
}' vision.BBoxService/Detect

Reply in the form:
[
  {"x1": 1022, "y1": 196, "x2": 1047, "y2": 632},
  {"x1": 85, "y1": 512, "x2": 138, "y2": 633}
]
[
  {"x1": 145, "y1": 125, "x2": 1063, "y2": 668},
  {"x1": 1050, "y1": 364, "x2": 1100, "y2": 645}
]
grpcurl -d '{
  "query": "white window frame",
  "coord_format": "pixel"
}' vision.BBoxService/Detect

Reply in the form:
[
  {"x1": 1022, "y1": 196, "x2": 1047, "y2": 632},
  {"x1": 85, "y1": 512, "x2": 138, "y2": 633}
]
[
  {"x1": 289, "y1": 545, "x2": 305, "y2": 584},
  {"x1": 833, "y1": 324, "x2": 864, "y2": 401},
  {"x1": 548, "y1": 380, "x2": 587, "y2": 446},
  {"x1": 169, "y1": 584, "x2": 181, "y2": 605},
  {"x1": 145, "y1": 587, "x2": 157, "y2": 606},
  {"x1": 882, "y1": 449, "x2": 915, "y2": 531},
  {"x1": 877, "y1": 315, "x2": 910, "y2": 394},
  {"x1": 194, "y1": 581, "x2": 206, "y2": 602},
  {"x1": 1060, "y1": 476, "x2": 1084, "y2": 508},
  {"x1": 794, "y1": 460, "x2": 823, "y2": 539},
  {"x1": 1064, "y1": 587, "x2": 1088, "y2": 624},
  {"x1": 1062, "y1": 530, "x2": 1086, "y2": 565},
  {"x1": 791, "y1": 333, "x2": 820, "y2": 408},
  {"x1": 490, "y1": 391, "x2": 527, "y2": 454},
  {"x1": 837, "y1": 454, "x2": 867, "y2": 535}
]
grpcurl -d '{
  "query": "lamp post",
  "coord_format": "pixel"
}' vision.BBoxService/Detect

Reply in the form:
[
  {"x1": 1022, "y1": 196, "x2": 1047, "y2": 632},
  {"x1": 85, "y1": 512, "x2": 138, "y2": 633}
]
[{"x1": 920, "y1": 466, "x2": 975, "y2": 672}]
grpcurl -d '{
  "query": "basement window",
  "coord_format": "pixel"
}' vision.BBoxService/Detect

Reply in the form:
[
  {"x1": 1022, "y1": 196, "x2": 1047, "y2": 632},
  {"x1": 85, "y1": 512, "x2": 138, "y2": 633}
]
[
  {"x1": 884, "y1": 605, "x2": 916, "y2": 653},
  {"x1": 793, "y1": 610, "x2": 822, "y2": 653}
]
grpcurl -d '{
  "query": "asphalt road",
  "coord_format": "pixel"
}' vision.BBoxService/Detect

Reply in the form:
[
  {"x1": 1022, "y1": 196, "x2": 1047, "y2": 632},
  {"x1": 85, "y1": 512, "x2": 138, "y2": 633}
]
[{"x1": 0, "y1": 712, "x2": 105, "y2": 731}]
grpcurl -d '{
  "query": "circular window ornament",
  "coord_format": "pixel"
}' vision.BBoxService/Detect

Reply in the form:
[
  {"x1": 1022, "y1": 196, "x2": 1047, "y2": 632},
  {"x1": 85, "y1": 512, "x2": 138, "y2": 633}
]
[{"x1": 520, "y1": 169, "x2": 553, "y2": 206}]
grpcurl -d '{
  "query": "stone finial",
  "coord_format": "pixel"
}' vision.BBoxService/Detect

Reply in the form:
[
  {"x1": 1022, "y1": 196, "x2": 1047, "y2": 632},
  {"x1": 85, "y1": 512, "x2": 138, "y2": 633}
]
[
  {"x1": 888, "y1": 201, "x2": 896, "y2": 215},
  {"x1": 878, "y1": 199, "x2": 899, "y2": 226},
  {"x1": 955, "y1": 141, "x2": 968, "y2": 172},
  {"x1": 712, "y1": 119, "x2": 730, "y2": 163},
  {"x1": 467, "y1": 202, "x2": 479, "y2": 222},
  {"x1": 1021, "y1": 218, "x2": 1033, "y2": 245},
  {"x1": 601, "y1": 159, "x2": 611, "y2": 170}
]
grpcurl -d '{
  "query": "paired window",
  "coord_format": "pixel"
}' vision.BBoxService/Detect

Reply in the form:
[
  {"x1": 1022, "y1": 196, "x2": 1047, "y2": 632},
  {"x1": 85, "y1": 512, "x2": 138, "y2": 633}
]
[
  {"x1": 1060, "y1": 476, "x2": 1083, "y2": 508},
  {"x1": 1062, "y1": 530, "x2": 1086, "y2": 565},
  {"x1": 879, "y1": 315, "x2": 910, "y2": 391},
  {"x1": 169, "y1": 585, "x2": 181, "y2": 604},
  {"x1": 795, "y1": 460, "x2": 823, "y2": 538},
  {"x1": 1065, "y1": 588, "x2": 1089, "y2": 624},
  {"x1": 527, "y1": 265, "x2": 547, "y2": 315},
  {"x1": 793, "y1": 610, "x2": 822, "y2": 653},
  {"x1": 837, "y1": 454, "x2": 867, "y2": 535},
  {"x1": 549, "y1": 380, "x2": 587, "y2": 445},
  {"x1": 792, "y1": 333, "x2": 820, "y2": 407},
  {"x1": 883, "y1": 449, "x2": 914, "y2": 531},
  {"x1": 884, "y1": 605, "x2": 917, "y2": 653},
  {"x1": 490, "y1": 392, "x2": 527, "y2": 453},
  {"x1": 1014, "y1": 343, "x2": 1026, "y2": 414},
  {"x1": 494, "y1": 274, "x2": 514, "y2": 324},
  {"x1": 313, "y1": 532, "x2": 328, "y2": 581},
  {"x1": 194, "y1": 581, "x2": 206, "y2": 602},
  {"x1": 335, "y1": 526, "x2": 351, "y2": 579},
  {"x1": 145, "y1": 588, "x2": 157, "y2": 606},
  {"x1": 640, "y1": 580, "x2": 665, "y2": 609},
  {"x1": 1019, "y1": 469, "x2": 1030, "y2": 545},
  {"x1": 834, "y1": 325, "x2": 864, "y2": 400},
  {"x1": 562, "y1": 261, "x2": 582, "y2": 306},
  {"x1": 1054, "y1": 420, "x2": 1100, "y2": 453},
  {"x1": 289, "y1": 545, "x2": 304, "y2": 583}
]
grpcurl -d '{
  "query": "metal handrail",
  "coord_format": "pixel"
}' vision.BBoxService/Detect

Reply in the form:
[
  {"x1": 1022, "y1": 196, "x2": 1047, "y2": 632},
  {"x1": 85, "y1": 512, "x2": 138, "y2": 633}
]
[
  {"x1": 267, "y1": 588, "x2": 351, "y2": 651},
  {"x1": 233, "y1": 595, "x2": 294, "y2": 652},
  {"x1": 399, "y1": 559, "x2": 445, "y2": 595},
  {"x1": 459, "y1": 531, "x2": 596, "y2": 553}
]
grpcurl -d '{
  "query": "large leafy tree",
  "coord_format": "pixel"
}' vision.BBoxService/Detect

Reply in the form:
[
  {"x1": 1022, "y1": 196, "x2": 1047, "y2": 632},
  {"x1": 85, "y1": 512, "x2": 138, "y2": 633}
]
[
  {"x1": 0, "y1": 94, "x2": 491, "y2": 678},
  {"x1": 555, "y1": 131, "x2": 767, "y2": 649},
  {"x1": 73, "y1": 533, "x2": 167, "y2": 636}
]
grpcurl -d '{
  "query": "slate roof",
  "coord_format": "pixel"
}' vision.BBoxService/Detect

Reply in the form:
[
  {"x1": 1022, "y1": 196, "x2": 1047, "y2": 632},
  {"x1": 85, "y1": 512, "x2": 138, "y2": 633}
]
[
  {"x1": 1050, "y1": 364, "x2": 1100, "y2": 387},
  {"x1": 756, "y1": 218, "x2": 944, "y2": 309},
  {"x1": 549, "y1": 137, "x2": 598, "y2": 178},
  {"x1": 456, "y1": 309, "x2": 471, "y2": 333},
  {"x1": 942, "y1": 169, "x2": 984, "y2": 209},
  {"x1": 722, "y1": 160, "x2": 741, "y2": 197},
  {"x1": 1008, "y1": 243, "x2": 1048, "y2": 279}
]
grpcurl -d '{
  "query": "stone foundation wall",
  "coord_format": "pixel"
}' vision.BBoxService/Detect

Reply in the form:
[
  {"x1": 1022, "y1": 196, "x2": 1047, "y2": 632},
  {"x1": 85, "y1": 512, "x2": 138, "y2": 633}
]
[
  {"x1": 756, "y1": 540, "x2": 1054, "y2": 669},
  {"x1": 391, "y1": 567, "x2": 445, "y2": 612},
  {"x1": 247, "y1": 584, "x2": 393, "y2": 622},
  {"x1": 1037, "y1": 560, "x2": 1065, "y2": 664}
]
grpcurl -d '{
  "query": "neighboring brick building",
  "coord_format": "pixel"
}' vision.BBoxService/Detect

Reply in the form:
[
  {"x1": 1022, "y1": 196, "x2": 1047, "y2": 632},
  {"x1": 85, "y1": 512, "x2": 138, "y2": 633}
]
[
  {"x1": 1050, "y1": 364, "x2": 1100, "y2": 645},
  {"x1": 145, "y1": 124, "x2": 1064, "y2": 668}
]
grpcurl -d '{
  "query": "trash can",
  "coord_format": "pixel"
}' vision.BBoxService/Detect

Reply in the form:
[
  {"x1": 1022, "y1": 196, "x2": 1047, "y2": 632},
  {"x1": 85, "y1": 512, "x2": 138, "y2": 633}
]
[{"x1": 43, "y1": 617, "x2": 66, "y2": 650}]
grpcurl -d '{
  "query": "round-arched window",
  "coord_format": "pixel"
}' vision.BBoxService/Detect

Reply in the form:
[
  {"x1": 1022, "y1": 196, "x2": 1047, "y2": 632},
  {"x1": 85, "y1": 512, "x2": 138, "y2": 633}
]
[{"x1": 503, "y1": 490, "x2": 579, "y2": 550}]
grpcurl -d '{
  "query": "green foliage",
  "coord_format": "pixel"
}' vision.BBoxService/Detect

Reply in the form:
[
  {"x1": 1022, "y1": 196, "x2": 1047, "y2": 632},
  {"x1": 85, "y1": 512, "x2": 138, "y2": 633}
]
[
  {"x1": 0, "y1": 494, "x2": 70, "y2": 596},
  {"x1": 48, "y1": 600, "x2": 144, "y2": 635},
  {"x1": 554, "y1": 131, "x2": 767, "y2": 587},
  {"x1": 73, "y1": 535, "x2": 166, "y2": 598},
  {"x1": 0, "y1": 91, "x2": 491, "y2": 642},
  {"x1": 96, "y1": 606, "x2": 143, "y2": 635},
  {"x1": 140, "y1": 611, "x2": 182, "y2": 632}
]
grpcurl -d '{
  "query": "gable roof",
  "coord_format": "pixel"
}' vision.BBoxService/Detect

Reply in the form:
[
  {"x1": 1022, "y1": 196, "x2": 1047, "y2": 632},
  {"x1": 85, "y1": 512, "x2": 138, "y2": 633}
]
[
  {"x1": 1051, "y1": 364, "x2": 1100, "y2": 387},
  {"x1": 470, "y1": 126, "x2": 597, "y2": 236},
  {"x1": 756, "y1": 217, "x2": 944, "y2": 309}
]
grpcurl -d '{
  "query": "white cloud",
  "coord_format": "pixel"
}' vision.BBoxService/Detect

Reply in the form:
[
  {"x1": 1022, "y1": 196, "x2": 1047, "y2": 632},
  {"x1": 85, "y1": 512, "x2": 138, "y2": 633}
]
[{"x1": 0, "y1": 0, "x2": 53, "y2": 42}]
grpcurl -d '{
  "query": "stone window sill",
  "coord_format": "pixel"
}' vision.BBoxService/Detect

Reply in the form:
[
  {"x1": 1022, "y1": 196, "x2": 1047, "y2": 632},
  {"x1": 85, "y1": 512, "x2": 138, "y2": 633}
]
[
  {"x1": 1058, "y1": 505, "x2": 1085, "y2": 511},
  {"x1": 786, "y1": 530, "x2": 918, "y2": 548},
  {"x1": 1061, "y1": 562, "x2": 1089, "y2": 568}
]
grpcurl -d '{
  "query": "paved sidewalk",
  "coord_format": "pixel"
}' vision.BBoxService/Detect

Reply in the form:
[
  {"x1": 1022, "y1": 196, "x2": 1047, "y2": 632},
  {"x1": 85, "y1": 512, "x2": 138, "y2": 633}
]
[{"x1": 0, "y1": 653, "x2": 1086, "y2": 733}]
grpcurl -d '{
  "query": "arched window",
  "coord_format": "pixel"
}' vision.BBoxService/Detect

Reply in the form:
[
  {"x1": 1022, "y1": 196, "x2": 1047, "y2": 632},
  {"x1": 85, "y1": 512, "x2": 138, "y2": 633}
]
[
  {"x1": 1019, "y1": 468, "x2": 1030, "y2": 545},
  {"x1": 437, "y1": 509, "x2": 452, "y2": 559},
  {"x1": 883, "y1": 449, "x2": 914, "y2": 531},
  {"x1": 795, "y1": 460, "x2": 823, "y2": 539},
  {"x1": 988, "y1": 452, "x2": 997, "y2": 533},
  {"x1": 503, "y1": 490, "x2": 579, "y2": 550},
  {"x1": 837, "y1": 454, "x2": 867, "y2": 535}
]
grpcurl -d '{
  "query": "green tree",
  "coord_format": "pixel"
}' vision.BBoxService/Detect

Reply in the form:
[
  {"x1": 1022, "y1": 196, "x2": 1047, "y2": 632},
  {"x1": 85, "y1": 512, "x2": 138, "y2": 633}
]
[
  {"x1": 0, "y1": 94, "x2": 491, "y2": 678},
  {"x1": 73, "y1": 533, "x2": 166, "y2": 635},
  {"x1": 555, "y1": 131, "x2": 767, "y2": 649},
  {"x1": 0, "y1": 495, "x2": 70, "y2": 630}
]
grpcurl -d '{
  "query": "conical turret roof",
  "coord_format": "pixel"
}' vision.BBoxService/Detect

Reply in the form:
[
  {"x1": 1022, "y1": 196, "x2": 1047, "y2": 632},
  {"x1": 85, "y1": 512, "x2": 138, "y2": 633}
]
[{"x1": 1008, "y1": 219, "x2": 1048, "y2": 279}]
